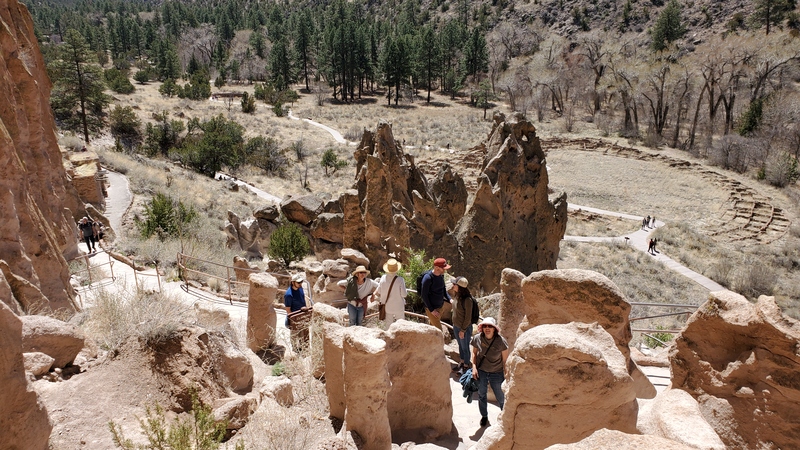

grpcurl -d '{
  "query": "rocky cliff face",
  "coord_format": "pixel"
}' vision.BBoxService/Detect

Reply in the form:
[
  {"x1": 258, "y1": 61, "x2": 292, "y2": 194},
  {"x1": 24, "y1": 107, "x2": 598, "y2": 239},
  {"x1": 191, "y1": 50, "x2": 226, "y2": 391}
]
[{"x1": 0, "y1": 0, "x2": 81, "y2": 314}]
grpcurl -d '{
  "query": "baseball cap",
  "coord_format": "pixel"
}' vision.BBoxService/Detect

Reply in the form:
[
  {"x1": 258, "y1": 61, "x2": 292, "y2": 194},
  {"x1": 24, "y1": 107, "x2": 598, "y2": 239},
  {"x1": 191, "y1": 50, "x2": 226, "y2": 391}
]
[{"x1": 433, "y1": 258, "x2": 451, "y2": 270}]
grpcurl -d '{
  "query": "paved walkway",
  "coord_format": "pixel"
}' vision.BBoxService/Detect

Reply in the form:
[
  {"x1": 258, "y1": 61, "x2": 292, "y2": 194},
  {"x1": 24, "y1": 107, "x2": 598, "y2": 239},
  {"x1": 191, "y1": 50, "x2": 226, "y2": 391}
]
[
  {"x1": 565, "y1": 204, "x2": 724, "y2": 292},
  {"x1": 103, "y1": 171, "x2": 132, "y2": 233},
  {"x1": 215, "y1": 172, "x2": 282, "y2": 204},
  {"x1": 287, "y1": 110, "x2": 350, "y2": 145}
]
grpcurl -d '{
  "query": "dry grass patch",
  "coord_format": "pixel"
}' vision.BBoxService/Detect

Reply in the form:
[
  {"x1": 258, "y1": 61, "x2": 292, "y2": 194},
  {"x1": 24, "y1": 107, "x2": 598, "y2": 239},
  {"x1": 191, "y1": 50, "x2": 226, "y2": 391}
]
[
  {"x1": 566, "y1": 210, "x2": 640, "y2": 237},
  {"x1": 557, "y1": 240, "x2": 710, "y2": 335}
]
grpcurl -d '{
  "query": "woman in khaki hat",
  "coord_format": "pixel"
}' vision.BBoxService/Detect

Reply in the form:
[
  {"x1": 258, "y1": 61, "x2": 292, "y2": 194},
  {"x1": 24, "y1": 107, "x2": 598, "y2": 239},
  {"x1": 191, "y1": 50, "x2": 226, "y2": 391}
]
[
  {"x1": 337, "y1": 265, "x2": 378, "y2": 326},
  {"x1": 374, "y1": 258, "x2": 408, "y2": 330}
]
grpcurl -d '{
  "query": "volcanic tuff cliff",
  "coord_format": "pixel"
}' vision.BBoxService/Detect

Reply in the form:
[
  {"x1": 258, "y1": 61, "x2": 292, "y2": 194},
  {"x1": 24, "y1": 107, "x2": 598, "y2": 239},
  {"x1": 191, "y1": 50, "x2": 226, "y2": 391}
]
[{"x1": 0, "y1": 0, "x2": 81, "y2": 314}]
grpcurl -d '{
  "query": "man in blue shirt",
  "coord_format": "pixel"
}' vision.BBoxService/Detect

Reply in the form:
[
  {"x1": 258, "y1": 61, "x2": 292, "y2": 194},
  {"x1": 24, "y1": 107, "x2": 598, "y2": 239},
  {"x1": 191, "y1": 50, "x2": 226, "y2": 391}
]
[
  {"x1": 421, "y1": 257, "x2": 452, "y2": 333},
  {"x1": 284, "y1": 273, "x2": 307, "y2": 326}
]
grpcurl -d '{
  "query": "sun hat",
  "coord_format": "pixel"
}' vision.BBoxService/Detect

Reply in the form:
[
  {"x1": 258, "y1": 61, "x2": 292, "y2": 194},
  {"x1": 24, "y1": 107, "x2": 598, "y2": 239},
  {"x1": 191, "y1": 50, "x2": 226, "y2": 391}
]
[
  {"x1": 352, "y1": 265, "x2": 369, "y2": 275},
  {"x1": 383, "y1": 258, "x2": 401, "y2": 274},
  {"x1": 453, "y1": 276, "x2": 468, "y2": 288},
  {"x1": 477, "y1": 317, "x2": 500, "y2": 334},
  {"x1": 292, "y1": 273, "x2": 306, "y2": 283},
  {"x1": 433, "y1": 257, "x2": 451, "y2": 270}
]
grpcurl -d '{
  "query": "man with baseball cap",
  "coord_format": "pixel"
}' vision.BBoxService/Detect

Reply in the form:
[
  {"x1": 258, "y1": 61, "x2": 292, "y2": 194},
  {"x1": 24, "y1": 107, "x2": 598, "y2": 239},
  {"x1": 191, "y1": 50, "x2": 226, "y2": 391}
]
[{"x1": 420, "y1": 257, "x2": 452, "y2": 333}]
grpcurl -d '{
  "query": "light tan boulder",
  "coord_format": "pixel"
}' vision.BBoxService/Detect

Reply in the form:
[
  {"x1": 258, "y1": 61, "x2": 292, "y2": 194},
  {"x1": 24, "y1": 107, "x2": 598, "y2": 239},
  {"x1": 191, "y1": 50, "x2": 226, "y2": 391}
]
[
  {"x1": 314, "y1": 274, "x2": 347, "y2": 304},
  {"x1": 323, "y1": 322, "x2": 347, "y2": 419},
  {"x1": 23, "y1": 352, "x2": 54, "y2": 377},
  {"x1": 21, "y1": 315, "x2": 85, "y2": 368},
  {"x1": 343, "y1": 327, "x2": 391, "y2": 450},
  {"x1": 247, "y1": 273, "x2": 279, "y2": 353},
  {"x1": 280, "y1": 194, "x2": 324, "y2": 226},
  {"x1": 0, "y1": 273, "x2": 19, "y2": 314},
  {"x1": 545, "y1": 428, "x2": 695, "y2": 450},
  {"x1": 259, "y1": 375, "x2": 294, "y2": 406},
  {"x1": 322, "y1": 259, "x2": 351, "y2": 278},
  {"x1": 474, "y1": 323, "x2": 638, "y2": 450},
  {"x1": 384, "y1": 321, "x2": 453, "y2": 440},
  {"x1": 340, "y1": 248, "x2": 370, "y2": 267},
  {"x1": 0, "y1": 303, "x2": 51, "y2": 450},
  {"x1": 194, "y1": 303, "x2": 233, "y2": 332},
  {"x1": 502, "y1": 268, "x2": 655, "y2": 399},
  {"x1": 213, "y1": 395, "x2": 258, "y2": 430},
  {"x1": 218, "y1": 343, "x2": 254, "y2": 394},
  {"x1": 670, "y1": 291, "x2": 800, "y2": 449},
  {"x1": 225, "y1": 212, "x2": 263, "y2": 259},
  {"x1": 637, "y1": 389, "x2": 725, "y2": 449}
]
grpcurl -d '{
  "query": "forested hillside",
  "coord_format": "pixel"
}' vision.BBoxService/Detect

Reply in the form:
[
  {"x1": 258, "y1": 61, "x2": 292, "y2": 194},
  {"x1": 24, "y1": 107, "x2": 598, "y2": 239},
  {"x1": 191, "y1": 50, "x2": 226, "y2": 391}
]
[{"x1": 27, "y1": 0, "x2": 800, "y2": 185}]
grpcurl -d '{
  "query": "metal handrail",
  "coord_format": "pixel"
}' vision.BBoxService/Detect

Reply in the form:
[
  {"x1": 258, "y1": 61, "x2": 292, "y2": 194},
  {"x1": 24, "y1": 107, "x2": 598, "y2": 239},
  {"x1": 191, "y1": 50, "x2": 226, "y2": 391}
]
[
  {"x1": 629, "y1": 301, "x2": 699, "y2": 334},
  {"x1": 130, "y1": 260, "x2": 163, "y2": 294}
]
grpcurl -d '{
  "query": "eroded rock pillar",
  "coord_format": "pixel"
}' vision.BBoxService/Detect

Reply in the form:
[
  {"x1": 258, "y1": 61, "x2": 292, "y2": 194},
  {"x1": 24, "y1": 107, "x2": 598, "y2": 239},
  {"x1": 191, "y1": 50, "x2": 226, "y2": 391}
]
[
  {"x1": 246, "y1": 273, "x2": 278, "y2": 352},
  {"x1": 343, "y1": 327, "x2": 391, "y2": 450}
]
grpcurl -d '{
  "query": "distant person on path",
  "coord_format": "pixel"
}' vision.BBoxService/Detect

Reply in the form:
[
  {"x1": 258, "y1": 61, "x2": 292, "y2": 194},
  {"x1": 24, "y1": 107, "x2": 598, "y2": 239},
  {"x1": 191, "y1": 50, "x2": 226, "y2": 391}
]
[
  {"x1": 375, "y1": 259, "x2": 407, "y2": 330},
  {"x1": 92, "y1": 221, "x2": 104, "y2": 247},
  {"x1": 78, "y1": 217, "x2": 96, "y2": 253},
  {"x1": 641, "y1": 217, "x2": 647, "y2": 230},
  {"x1": 451, "y1": 276, "x2": 474, "y2": 374},
  {"x1": 338, "y1": 265, "x2": 378, "y2": 327},
  {"x1": 284, "y1": 273, "x2": 308, "y2": 326},
  {"x1": 421, "y1": 258, "x2": 452, "y2": 333},
  {"x1": 645, "y1": 215, "x2": 651, "y2": 228},
  {"x1": 651, "y1": 216, "x2": 656, "y2": 227},
  {"x1": 648, "y1": 238, "x2": 656, "y2": 255},
  {"x1": 652, "y1": 238, "x2": 659, "y2": 254},
  {"x1": 471, "y1": 317, "x2": 509, "y2": 428}
]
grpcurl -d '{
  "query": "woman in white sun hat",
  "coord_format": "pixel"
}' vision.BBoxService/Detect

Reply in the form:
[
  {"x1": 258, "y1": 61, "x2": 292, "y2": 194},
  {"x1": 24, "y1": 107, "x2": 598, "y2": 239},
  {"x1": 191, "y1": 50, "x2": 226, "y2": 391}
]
[
  {"x1": 337, "y1": 265, "x2": 378, "y2": 326},
  {"x1": 471, "y1": 316, "x2": 509, "y2": 428},
  {"x1": 374, "y1": 258, "x2": 407, "y2": 330}
]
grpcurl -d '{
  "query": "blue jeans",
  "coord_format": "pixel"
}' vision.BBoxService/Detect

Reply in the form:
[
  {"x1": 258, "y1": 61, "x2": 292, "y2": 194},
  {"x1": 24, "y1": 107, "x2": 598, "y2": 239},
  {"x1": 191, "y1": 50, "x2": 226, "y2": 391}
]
[
  {"x1": 453, "y1": 325, "x2": 472, "y2": 365},
  {"x1": 347, "y1": 303, "x2": 365, "y2": 326},
  {"x1": 477, "y1": 369, "x2": 505, "y2": 418}
]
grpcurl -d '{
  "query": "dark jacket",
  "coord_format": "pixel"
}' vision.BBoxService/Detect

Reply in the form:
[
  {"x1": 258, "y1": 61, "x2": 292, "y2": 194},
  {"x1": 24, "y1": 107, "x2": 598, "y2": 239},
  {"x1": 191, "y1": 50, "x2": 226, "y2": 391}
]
[
  {"x1": 460, "y1": 369, "x2": 479, "y2": 403},
  {"x1": 421, "y1": 271, "x2": 450, "y2": 311}
]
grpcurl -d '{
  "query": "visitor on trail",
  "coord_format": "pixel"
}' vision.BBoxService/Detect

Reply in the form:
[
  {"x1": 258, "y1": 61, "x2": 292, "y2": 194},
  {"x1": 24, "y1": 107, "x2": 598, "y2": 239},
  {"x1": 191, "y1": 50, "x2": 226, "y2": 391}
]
[
  {"x1": 652, "y1": 238, "x2": 659, "y2": 254},
  {"x1": 641, "y1": 217, "x2": 647, "y2": 230},
  {"x1": 92, "y1": 221, "x2": 104, "y2": 246},
  {"x1": 375, "y1": 259, "x2": 407, "y2": 330},
  {"x1": 651, "y1": 216, "x2": 656, "y2": 227},
  {"x1": 284, "y1": 273, "x2": 308, "y2": 326},
  {"x1": 648, "y1": 238, "x2": 656, "y2": 255},
  {"x1": 338, "y1": 265, "x2": 378, "y2": 327},
  {"x1": 78, "y1": 217, "x2": 96, "y2": 253},
  {"x1": 471, "y1": 317, "x2": 509, "y2": 428},
  {"x1": 646, "y1": 215, "x2": 651, "y2": 228},
  {"x1": 421, "y1": 258, "x2": 452, "y2": 333},
  {"x1": 451, "y1": 276, "x2": 474, "y2": 375}
]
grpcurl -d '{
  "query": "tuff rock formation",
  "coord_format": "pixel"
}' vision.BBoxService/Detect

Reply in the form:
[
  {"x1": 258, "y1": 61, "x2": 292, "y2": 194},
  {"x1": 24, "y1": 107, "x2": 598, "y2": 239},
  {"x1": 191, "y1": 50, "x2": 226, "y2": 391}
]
[
  {"x1": 246, "y1": 273, "x2": 279, "y2": 353},
  {"x1": 637, "y1": 388, "x2": 725, "y2": 449},
  {"x1": 474, "y1": 323, "x2": 638, "y2": 450},
  {"x1": 0, "y1": 0, "x2": 81, "y2": 314},
  {"x1": 225, "y1": 211, "x2": 263, "y2": 259},
  {"x1": 545, "y1": 429, "x2": 695, "y2": 450},
  {"x1": 20, "y1": 314, "x2": 85, "y2": 368},
  {"x1": 499, "y1": 268, "x2": 655, "y2": 399},
  {"x1": 453, "y1": 112, "x2": 567, "y2": 291},
  {"x1": 670, "y1": 291, "x2": 800, "y2": 449},
  {"x1": 0, "y1": 302, "x2": 52, "y2": 450}
]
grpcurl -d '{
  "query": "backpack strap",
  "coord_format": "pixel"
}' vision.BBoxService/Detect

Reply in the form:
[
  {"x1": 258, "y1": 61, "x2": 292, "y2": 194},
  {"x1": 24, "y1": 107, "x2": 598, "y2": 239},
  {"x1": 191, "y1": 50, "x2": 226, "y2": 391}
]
[
  {"x1": 476, "y1": 335, "x2": 497, "y2": 371},
  {"x1": 384, "y1": 275, "x2": 398, "y2": 305}
]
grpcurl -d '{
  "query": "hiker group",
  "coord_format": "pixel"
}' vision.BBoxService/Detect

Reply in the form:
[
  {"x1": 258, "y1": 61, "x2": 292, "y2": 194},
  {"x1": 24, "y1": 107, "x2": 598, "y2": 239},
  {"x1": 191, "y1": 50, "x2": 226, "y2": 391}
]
[
  {"x1": 284, "y1": 255, "x2": 507, "y2": 428},
  {"x1": 641, "y1": 215, "x2": 656, "y2": 230},
  {"x1": 77, "y1": 217, "x2": 105, "y2": 254}
]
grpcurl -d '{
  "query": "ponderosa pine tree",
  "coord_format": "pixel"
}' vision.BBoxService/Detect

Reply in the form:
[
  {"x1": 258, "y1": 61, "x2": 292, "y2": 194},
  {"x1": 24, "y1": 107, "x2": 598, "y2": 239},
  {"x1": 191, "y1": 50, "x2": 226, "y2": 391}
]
[
  {"x1": 752, "y1": 0, "x2": 797, "y2": 34},
  {"x1": 50, "y1": 29, "x2": 109, "y2": 143},
  {"x1": 650, "y1": 0, "x2": 686, "y2": 52}
]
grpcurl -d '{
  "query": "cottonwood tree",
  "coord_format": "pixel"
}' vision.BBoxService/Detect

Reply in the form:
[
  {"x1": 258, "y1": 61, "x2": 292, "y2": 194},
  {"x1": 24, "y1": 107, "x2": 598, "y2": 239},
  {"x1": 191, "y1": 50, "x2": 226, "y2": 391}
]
[
  {"x1": 50, "y1": 29, "x2": 110, "y2": 143},
  {"x1": 576, "y1": 32, "x2": 610, "y2": 113}
]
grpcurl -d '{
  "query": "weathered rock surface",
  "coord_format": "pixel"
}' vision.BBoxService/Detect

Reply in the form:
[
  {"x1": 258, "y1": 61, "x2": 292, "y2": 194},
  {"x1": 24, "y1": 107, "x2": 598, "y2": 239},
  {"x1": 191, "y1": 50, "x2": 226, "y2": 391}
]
[
  {"x1": 474, "y1": 323, "x2": 638, "y2": 450},
  {"x1": 343, "y1": 327, "x2": 391, "y2": 450},
  {"x1": 385, "y1": 321, "x2": 453, "y2": 440},
  {"x1": 281, "y1": 194, "x2": 324, "y2": 226},
  {"x1": 0, "y1": 302, "x2": 51, "y2": 450},
  {"x1": 312, "y1": 213, "x2": 345, "y2": 244},
  {"x1": 213, "y1": 395, "x2": 258, "y2": 430},
  {"x1": 218, "y1": 343, "x2": 254, "y2": 394},
  {"x1": 670, "y1": 291, "x2": 800, "y2": 450},
  {"x1": 23, "y1": 352, "x2": 54, "y2": 377},
  {"x1": 637, "y1": 388, "x2": 725, "y2": 449},
  {"x1": 340, "y1": 248, "x2": 370, "y2": 267},
  {"x1": 323, "y1": 322, "x2": 347, "y2": 419},
  {"x1": 225, "y1": 211, "x2": 263, "y2": 258},
  {"x1": 259, "y1": 375, "x2": 294, "y2": 406},
  {"x1": 247, "y1": 273, "x2": 278, "y2": 352},
  {"x1": 0, "y1": 0, "x2": 81, "y2": 314},
  {"x1": 21, "y1": 314, "x2": 85, "y2": 368},
  {"x1": 233, "y1": 256, "x2": 257, "y2": 283},
  {"x1": 545, "y1": 428, "x2": 695, "y2": 450},
  {"x1": 501, "y1": 268, "x2": 655, "y2": 399},
  {"x1": 453, "y1": 112, "x2": 567, "y2": 291}
]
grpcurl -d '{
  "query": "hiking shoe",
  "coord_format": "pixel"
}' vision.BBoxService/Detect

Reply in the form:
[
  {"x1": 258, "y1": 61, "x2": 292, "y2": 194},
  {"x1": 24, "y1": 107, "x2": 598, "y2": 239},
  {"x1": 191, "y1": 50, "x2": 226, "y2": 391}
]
[{"x1": 480, "y1": 417, "x2": 489, "y2": 427}]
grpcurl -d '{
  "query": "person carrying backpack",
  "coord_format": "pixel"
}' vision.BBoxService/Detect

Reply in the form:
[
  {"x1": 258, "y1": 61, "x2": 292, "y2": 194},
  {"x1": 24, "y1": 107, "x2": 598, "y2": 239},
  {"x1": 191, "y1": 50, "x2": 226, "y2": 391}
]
[
  {"x1": 420, "y1": 258, "x2": 452, "y2": 333},
  {"x1": 451, "y1": 276, "x2": 476, "y2": 375},
  {"x1": 471, "y1": 317, "x2": 509, "y2": 428}
]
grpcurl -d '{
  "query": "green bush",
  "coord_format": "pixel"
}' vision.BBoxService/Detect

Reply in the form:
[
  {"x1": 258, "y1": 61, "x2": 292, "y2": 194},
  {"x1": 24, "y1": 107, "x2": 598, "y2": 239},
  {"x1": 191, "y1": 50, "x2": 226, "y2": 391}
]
[
  {"x1": 268, "y1": 222, "x2": 310, "y2": 267},
  {"x1": 109, "y1": 391, "x2": 243, "y2": 450},
  {"x1": 133, "y1": 70, "x2": 150, "y2": 84},
  {"x1": 243, "y1": 136, "x2": 287, "y2": 177},
  {"x1": 241, "y1": 92, "x2": 256, "y2": 113},
  {"x1": 320, "y1": 149, "x2": 347, "y2": 176},
  {"x1": 105, "y1": 68, "x2": 135, "y2": 94},
  {"x1": 642, "y1": 327, "x2": 674, "y2": 348},
  {"x1": 399, "y1": 248, "x2": 431, "y2": 313},
  {"x1": 136, "y1": 193, "x2": 198, "y2": 240},
  {"x1": 109, "y1": 105, "x2": 142, "y2": 149},
  {"x1": 159, "y1": 78, "x2": 179, "y2": 97}
]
